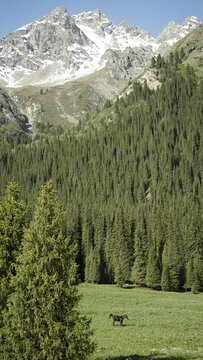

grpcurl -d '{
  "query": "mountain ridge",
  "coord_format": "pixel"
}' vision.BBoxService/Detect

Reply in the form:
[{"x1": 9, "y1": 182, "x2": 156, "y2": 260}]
[{"x1": 0, "y1": 6, "x2": 201, "y2": 88}]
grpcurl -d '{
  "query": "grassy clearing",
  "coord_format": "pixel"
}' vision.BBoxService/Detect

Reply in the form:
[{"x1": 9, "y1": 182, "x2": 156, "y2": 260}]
[{"x1": 78, "y1": 283, "x2": 203, "y2": 360}]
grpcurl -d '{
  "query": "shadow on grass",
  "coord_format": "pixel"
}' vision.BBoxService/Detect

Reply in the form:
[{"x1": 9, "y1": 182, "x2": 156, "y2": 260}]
[
  {"x1": 121, "y1": 285, "x2": 137, "y2": 290},
  {"x1": 105, "y1": 354, "x2": 192, "y2": 360}
]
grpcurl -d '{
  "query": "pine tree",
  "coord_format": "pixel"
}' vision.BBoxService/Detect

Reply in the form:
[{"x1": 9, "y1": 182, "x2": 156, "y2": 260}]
[
  {"x1": 0, "y1": 182, "x2": 25, "y2": 277},
  {"x1": 166, "y1": 212, "x2": 184, "y2": 291},
  {"x1": 145, "y1": 245, "x2": 161, "y2": 289},
  {"x1": 0, "y1": 182, "x2": 25, "y2": 316},
  {"x1": 192, "y1": 254, "x2": 203, "y2": 292},
  {"x1": 184, "y1": 258, "x2": 194, "y2": 291},
  {"x1": 184, "y1": 204, "x2": 203, "y2": 292},
  {"x1": 105, "y1": 224, "x2": 116, "y2": 283},
  {"x1": 114, "y1": 213, "x2": 132, "y2": 286},
  {"x1": 114, "y1": 257, "x2": 126, "y2": 287},
  {"x1": 161, "y1": 244, "x2": 170, "y2": 291},
  {"x1": 89, "y1": 245, "x2": 102, "y2": 284},
  {"x1": 0, "y1": 181, "x2": 94, "y2": 360},
  {"x1": 131, "y1": 213, "x2": 148, "y2": 286}
]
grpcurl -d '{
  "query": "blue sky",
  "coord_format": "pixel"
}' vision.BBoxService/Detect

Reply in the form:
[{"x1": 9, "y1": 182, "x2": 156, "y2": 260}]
[{"x1": 0, "y1": 0, "x2": 202, "y2": 38}]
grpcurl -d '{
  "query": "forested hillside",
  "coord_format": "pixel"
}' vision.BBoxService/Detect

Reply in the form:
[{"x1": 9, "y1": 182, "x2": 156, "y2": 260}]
[{"x1": 0, "y1": 51, "x2": 202, "y2": 291}]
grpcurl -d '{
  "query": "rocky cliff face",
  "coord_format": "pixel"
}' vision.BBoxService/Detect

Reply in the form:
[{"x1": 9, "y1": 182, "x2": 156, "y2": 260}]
[
  {"x1": 103, "y1": 46, "x2": 153, "y2": 80},
  {"x1": 0, "y1": 88, "x2": 30, "y2": 134},
  {"x1": 0, "y1": 6, "x2": 201, "y2": 87}
]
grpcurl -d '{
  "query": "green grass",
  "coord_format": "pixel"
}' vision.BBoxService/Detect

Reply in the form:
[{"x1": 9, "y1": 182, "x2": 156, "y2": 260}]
[{"x1": 78, "y1": 283, "x2": 203, "y2": 360}]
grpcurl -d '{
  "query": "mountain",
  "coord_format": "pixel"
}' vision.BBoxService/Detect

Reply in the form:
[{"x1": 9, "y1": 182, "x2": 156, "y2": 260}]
[{"x1": 0, "y1": 6, "x2": 201, "y2": 88}]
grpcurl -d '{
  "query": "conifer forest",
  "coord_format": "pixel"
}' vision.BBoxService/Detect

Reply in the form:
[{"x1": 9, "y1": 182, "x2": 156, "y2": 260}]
[{"x1": 0, "y1": 53, "x2": 203, "y2": 294}]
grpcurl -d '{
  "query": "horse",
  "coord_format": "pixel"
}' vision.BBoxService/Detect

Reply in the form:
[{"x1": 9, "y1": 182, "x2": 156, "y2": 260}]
[{"x1": 109, "y1": 314, "x2": 129, "y2": 326}]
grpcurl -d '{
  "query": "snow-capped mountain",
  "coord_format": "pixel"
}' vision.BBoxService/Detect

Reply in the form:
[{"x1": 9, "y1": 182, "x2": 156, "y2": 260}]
[
  {"x1": 155, "y1": 15, "x2": 200, "y2": 53},
  {"x1": 0, "y1": 5, "x2": 201, "y2": 88}
]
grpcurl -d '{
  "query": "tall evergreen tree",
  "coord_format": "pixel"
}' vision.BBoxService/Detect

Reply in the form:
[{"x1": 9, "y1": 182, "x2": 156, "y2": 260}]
[
  {"x1": 0, "y1": 182, "x2": 25, "y2": 317},
  {"x1": 114, "y1": 213, "x2": 133, "y2": 286},
  {"x1": 105, "y1": 222, "x2": 116, "y2": 283},
  {"x1": 145, "y1": 245, "x2": 161, "y2": 289},
  {"x1": 86, "y1": 245, "x2": 101, "y2": 284},
  {"x1": 0, "y1": 181, "x2": 94, "y2": 360},
  {"x1": 131, "y1": 212, "x2": 148, "y2": 286},
  {"x1": 161, "y1": 243, "x2": 171, "y2": 291}
]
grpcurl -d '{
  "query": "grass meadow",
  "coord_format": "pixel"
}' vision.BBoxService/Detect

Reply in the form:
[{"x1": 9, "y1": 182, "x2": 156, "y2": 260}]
[{"x1": 78, "y1": 283, "x2": 203, "y2": 360}]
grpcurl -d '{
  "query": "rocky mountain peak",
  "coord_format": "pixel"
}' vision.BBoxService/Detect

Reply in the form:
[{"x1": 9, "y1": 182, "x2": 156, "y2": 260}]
[
  {"x1": 118, "y1": 21, "x2": 128, "y2": 28},
  {"x1": 155, "y1": 21, "x2": 179, "y2": 42},
  {"x1": 90, "y1": 9, "x2": 105, "y2": 18},
  {"x1": 155, "y1": 15, "x2": 201, "y2": 53},
  {"x1": 183, "y1": 15, "x2": 200, "y2": 23},
  {"x1": 49, "y1": 4, "x2": 67, "y2": 15},
  {"x1": 183, "y1": 15, "x2": 200, "y2": 29},
  {"x1": 37, "y1": 4, "x2": 75, "y2": 30},
  {"x1": 74, "y1": 9, "x2": 110, "y2": 22},
  {"x1": 43, "y1": 4, "x2": 68, "y2": 20},
  {"x1": 73, "y1": 9, "x2": 114, "y2": 36}
]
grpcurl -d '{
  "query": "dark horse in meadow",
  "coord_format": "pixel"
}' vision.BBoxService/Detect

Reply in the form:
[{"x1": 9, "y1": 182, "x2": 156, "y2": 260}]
[{"x1": 109, "y1": 314, "x2": 129, "y2": 326}]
